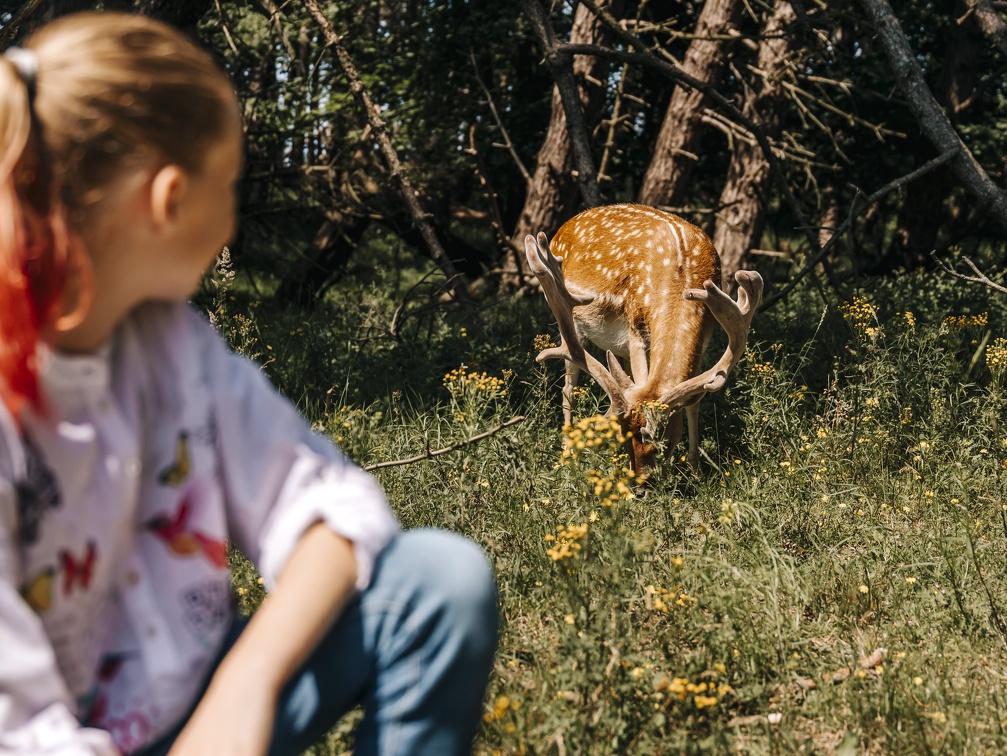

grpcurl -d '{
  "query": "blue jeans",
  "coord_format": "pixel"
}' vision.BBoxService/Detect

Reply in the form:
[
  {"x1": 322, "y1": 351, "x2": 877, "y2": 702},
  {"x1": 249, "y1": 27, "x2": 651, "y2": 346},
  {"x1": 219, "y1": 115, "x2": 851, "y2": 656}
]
[{"x1": 137, "y1": 529, "x2": 498, "y2": 755}]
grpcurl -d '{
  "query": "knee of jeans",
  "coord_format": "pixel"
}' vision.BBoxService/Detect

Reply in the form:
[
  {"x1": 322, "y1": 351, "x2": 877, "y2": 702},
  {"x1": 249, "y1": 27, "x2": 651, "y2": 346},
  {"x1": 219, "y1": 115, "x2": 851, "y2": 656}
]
[{"x1": 402, "y1": 529, "x2": 498, "y2": 638}]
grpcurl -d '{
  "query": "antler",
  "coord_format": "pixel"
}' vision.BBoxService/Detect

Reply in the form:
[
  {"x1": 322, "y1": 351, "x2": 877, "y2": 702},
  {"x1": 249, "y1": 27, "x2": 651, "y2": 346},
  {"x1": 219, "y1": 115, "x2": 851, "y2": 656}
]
[
  {"x1": 524, "y1": 233, "x2": 632, "y2": 415},
  {"x1": 658, "y1": 270, "x2": 764, "y2": 409}
]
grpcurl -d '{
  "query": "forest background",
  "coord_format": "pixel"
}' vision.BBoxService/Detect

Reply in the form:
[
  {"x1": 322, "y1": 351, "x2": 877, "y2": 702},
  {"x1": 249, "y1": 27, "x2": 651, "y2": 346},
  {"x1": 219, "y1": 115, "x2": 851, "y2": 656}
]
[{"x1": 5, "y1": 0, "x2": 1007, "y2": 753}]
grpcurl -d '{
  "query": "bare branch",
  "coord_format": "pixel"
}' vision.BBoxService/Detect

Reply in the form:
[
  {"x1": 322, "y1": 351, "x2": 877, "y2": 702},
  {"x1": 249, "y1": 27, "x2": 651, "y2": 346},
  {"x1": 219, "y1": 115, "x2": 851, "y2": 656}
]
[
  {"x1": 560, "y1": 27, "x2": 824, "y2": 262},
  {"x1": 469, "y1": 50, "x2": 532, "y2": 186},
  {"x1": 464, "y1": 124, "x2": 525, "y2": 277},
  {"x1": 363, "y1": 416, "x2": 527, "y2": 471},
  {"x1": 761, "y1": 147, "x2": 960, "y2": 310},
  {"x1": 931, "y1": 251, "x2": 1007, "y2": 295}
]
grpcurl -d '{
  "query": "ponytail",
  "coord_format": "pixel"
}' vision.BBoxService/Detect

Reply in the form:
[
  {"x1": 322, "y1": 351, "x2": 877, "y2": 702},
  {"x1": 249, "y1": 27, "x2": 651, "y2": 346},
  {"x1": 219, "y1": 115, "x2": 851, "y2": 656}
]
[{"x1": 0, "y1": 53, "x2": 75, "y2": 422}]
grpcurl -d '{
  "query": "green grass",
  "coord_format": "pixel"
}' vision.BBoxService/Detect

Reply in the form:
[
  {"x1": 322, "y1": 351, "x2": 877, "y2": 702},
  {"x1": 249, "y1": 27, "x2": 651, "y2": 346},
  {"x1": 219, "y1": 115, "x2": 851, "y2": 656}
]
[{"x1": 219, "y1": 255, "x2": 1007, "y2": 754}]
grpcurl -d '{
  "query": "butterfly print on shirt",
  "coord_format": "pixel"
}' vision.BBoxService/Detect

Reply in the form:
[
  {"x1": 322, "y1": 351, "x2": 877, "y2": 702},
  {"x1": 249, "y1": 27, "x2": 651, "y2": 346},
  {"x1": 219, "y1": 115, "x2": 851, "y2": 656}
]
[
  {"x1": 15, "y1": 433, "x2": 62, "y2": 545},
  {"x1": 20, "y1": 566, "x2": 56, "y2": 613},
  {"x1": 59, "y1": 540, "x2": 99, "y2": 596},
  {"x1": 157, "y1": 431, "x2": 191, "y2": 487},
  {"x1": 144, "y1": 497, "x2": 227, "y2": 569}
]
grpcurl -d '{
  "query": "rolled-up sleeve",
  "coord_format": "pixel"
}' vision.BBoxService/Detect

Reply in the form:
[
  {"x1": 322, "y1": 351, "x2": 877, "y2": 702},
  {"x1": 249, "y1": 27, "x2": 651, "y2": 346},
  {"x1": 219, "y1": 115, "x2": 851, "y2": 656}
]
[
  {"x1": 0, "y1": 481, "x2": 118, "y2": 756},
  {"x1": 189, "y1": 310, "x2": 399, "y2": 591}
]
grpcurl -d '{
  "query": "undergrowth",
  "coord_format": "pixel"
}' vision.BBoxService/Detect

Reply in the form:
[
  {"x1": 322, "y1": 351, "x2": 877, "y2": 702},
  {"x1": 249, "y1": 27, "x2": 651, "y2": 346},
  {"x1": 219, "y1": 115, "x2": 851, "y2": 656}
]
[{"x1": 213, "y1": 254, "x2": 1007, "y2": 754}]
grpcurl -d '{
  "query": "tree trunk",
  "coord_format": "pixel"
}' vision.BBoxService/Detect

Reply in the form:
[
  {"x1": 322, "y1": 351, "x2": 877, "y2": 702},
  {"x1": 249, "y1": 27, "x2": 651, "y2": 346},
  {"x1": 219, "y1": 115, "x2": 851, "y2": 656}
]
[
  {"x1": 275, "y1": 211, "x2": 372, "y2": 306},
  {"x1": 712, "y1": 0, "x2": 796, "y2": 282},
  {"x1": 636, "y1": 0, "x2": 742, "y2": 209},
  {"x1": 879, "y1": 0, "x2": 981, "y2": 272},
  {"x1": 501, "y1": 0, "x2": 621, "y2": 291}
]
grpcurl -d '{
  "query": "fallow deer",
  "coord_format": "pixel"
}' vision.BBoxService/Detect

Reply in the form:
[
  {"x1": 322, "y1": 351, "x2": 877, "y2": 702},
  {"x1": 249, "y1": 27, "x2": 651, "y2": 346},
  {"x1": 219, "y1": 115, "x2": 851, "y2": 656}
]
[{"x1": 525, "y1": 203, "x2": 763, "y2": 474}]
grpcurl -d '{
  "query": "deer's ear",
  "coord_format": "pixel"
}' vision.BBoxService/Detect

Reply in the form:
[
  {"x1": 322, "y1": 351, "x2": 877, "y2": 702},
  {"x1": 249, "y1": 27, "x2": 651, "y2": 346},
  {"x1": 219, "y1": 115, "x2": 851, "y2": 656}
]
[{"x1": 149, "y1": 164, "x2": 188, "y2": 231}]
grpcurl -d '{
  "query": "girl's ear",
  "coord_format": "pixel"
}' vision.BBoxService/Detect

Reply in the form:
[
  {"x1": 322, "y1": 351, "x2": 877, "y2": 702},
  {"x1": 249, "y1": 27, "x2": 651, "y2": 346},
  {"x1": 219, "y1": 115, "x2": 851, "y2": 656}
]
[{"x1": 149, "y1": 164, "x2": 187, "y2": 230}]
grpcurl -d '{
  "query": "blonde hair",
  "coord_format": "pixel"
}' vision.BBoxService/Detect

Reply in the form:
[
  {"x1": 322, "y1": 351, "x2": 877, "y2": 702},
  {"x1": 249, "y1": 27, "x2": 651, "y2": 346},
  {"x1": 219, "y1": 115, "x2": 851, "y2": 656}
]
[{"x1": 0, "y1": 12, "x2": 237, "y2": 418}]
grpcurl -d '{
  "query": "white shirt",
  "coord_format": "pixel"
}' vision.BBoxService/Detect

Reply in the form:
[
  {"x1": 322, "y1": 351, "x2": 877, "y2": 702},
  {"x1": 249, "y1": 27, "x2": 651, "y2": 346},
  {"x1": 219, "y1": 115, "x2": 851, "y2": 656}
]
[{"x1": 0, "y1": 302, "x2": 399, "y2": 754}]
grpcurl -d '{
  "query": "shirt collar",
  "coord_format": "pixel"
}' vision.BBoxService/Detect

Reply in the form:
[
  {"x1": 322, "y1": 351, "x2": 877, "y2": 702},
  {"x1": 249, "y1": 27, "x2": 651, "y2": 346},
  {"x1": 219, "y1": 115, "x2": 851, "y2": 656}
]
[{"x1": 39, "y1": 341, "x2": 113, "y2": 413}]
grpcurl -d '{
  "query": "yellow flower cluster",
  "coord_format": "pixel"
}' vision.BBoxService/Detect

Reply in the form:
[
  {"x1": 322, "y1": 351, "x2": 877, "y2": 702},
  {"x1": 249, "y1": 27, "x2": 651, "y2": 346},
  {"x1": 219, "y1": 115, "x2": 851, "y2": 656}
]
[
  {"x1": 561, "y1": 414, "x2": 629, "y2": 459},
  {"x1": 987, "y1": 337, "x2": 1007, "y2": 377},
  {"x1": 718, "y1": 499, "x2": 739, "y2": 525},
  {"x1": 533, "y1": 333, "x2": 557, "y2": 351},
  {"x1": 748, "y1": 361, "x2": 774, "y2": 377},
  {"x1": 544, "y1": 523, "x2": 588, "y2": 561},
  {"x1": 661, "y1": 677, "x2": 731, "y2": 709},
  {"x1": 638, "y1": 399, "x2": 670, "y2": 412},
  {"x1": 839, "y1": 296, "x2": 879, "y2": 338},
  {"x1": 561, "y1": 415, "x2": 638, "y2": 503},
  {"x1": 899, "y1": 311, "x2": 916, "y2": 327},
  {"x1": 442, "y1": 365, "x2": 507, "y2": 397},
  {"x1": 482, "y1": 694, "x2": 520, "y2": 724},
  {"x1": 645, "y1": 585, "x2": 695, "y2": 612},
  {"x1": 585, "y1": 463, "x2": 636, "y2": 505},
  {"x1": 945, "y1": 312, "x2": 989, "y2": 329}
]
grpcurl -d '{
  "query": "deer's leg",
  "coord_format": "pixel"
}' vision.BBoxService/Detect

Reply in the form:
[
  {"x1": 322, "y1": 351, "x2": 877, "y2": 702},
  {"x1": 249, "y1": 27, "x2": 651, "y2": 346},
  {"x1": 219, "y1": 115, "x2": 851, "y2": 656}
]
[
  {"x1": 628, "y1": 330, "x2": 650, "y2": 386},
  {"x1": 562, "y1": 361, "x2": 581, "y2": 426},
  {"x1": 664, "y1": 409, "x2": 684, "y2": 460},
  {"x1": 685, "y1": 402, "x2": 700, "y2": 467}
]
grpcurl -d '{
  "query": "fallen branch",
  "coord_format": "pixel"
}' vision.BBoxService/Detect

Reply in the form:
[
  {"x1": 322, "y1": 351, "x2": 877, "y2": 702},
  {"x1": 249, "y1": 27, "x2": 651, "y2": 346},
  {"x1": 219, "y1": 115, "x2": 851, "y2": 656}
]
[
  {"x1": 364, "y1": 415, "x2": 526, "y2": 471},
  {"x1": 761, "y1": 147, "x2": 959, "y2": 310}
]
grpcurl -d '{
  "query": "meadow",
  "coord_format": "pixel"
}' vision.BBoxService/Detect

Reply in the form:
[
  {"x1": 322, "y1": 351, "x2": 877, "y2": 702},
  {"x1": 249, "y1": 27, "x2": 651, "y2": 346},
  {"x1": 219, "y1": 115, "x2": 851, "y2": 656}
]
[{"x1": 214, "y1": 246, "x2": 1007, "y2": 754}]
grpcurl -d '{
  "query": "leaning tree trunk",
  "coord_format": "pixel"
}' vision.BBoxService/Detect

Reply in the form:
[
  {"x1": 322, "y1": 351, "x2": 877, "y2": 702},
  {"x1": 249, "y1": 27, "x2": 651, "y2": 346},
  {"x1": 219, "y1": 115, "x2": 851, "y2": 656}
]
[
  {"x1": 636, "y1": 0, "x2": 742, "y2": 209},
  {"x1": 879, "y1": 0, "x2": 981, "y2": 272},
  {"x1": 712, "y1": 0, "x2": 797, "y2": 282},
  {"x1": 500, "y1": 0, "x2": 622, "y2": 291}
]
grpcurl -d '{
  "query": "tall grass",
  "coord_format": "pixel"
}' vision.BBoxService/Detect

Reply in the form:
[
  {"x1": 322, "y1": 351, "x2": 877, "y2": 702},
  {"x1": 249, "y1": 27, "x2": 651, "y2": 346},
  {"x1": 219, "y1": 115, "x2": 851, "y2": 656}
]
[{"x1": 213, "y1": 255, "x2": 1007, "y2": 754}]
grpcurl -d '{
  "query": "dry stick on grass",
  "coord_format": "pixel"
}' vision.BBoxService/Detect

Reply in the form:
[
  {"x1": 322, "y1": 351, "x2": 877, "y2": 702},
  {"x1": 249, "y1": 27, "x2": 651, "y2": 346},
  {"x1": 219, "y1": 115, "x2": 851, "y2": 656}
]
[
  {"x1": 363, "y1": 415, "x2": 526, "y2": 471},
  {"x1": 519, "y1": 0, "x2": 603, "y2": 208},
  {"x1": 292, "y1": 0, "x2": 471, "y2": 304},
  {"x1": 858, "y1": 0, "x2": 1007, "y2": 233},
  {"x1": 760, "y1": 147, "x2": 960, "y2": 310}
]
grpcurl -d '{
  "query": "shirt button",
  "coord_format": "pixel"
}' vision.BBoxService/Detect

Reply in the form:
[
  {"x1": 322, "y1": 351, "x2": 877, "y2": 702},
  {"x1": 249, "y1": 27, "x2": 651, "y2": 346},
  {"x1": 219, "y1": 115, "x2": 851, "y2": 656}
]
[
  {"x1": 146, "y1": 625, "x2": 158, "y2": 638},
  {"x1": 124, "y1": 459, "x2": 142, "y2": 478},
  {"x1": 97, "y1": 398, "x2": 113, "y2": 413},
  {"x1": 126, "y1": 570, "x2": 140, "y2": 586}
]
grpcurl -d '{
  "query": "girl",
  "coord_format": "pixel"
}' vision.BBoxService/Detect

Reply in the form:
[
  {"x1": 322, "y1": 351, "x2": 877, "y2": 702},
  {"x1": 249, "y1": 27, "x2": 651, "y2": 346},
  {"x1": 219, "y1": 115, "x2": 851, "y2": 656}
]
[{"x1": 0, "y1": 12, "x2": 497, "y2": 756}]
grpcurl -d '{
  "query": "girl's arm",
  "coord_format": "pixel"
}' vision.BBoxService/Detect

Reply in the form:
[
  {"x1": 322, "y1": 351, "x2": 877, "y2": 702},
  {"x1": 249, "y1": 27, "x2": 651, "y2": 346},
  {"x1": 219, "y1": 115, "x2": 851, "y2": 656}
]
[{"x1": 169, "y1": 523, "x2": 357, "y2": 756}]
